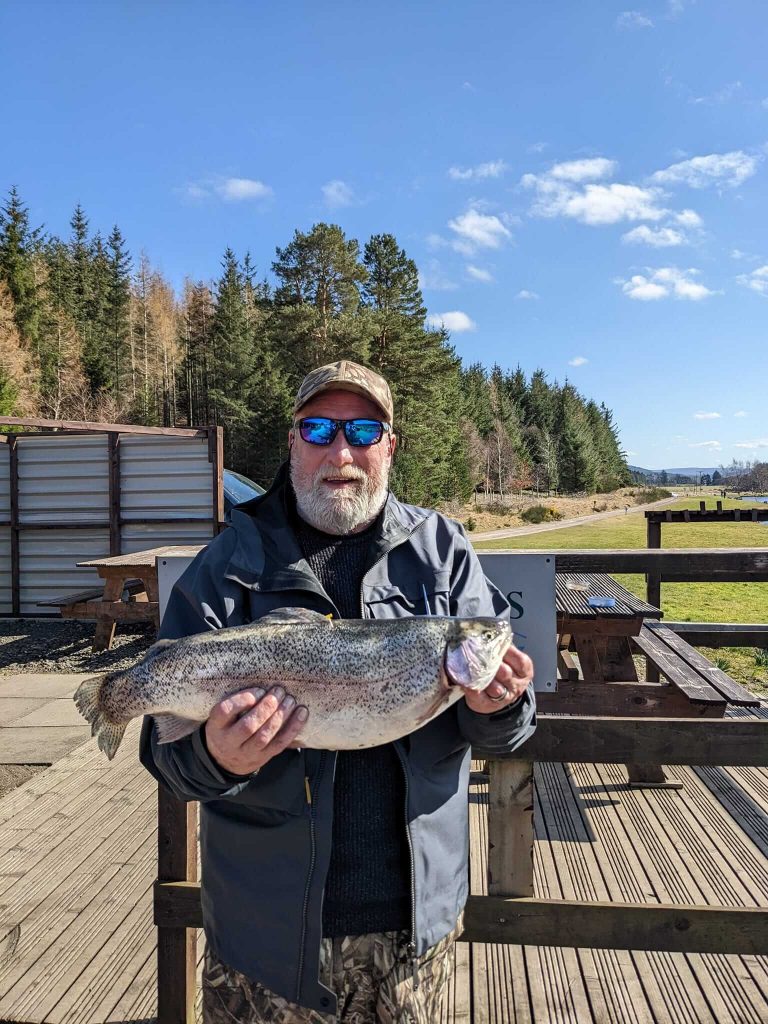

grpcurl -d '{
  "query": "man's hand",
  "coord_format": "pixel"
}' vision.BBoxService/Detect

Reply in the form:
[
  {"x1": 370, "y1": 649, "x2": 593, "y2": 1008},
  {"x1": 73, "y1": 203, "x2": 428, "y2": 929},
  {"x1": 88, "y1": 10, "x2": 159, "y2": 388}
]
[
  {"x1": 204, "y1": 686, "x2": 308, "y2": 776},
  {"x1": 463, "y1": 644, "x2": 533, "y2": 715}
]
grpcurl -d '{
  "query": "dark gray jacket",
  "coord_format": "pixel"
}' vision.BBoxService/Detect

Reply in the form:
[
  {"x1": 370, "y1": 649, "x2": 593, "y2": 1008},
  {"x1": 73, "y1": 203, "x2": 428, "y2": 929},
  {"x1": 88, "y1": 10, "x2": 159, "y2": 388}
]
[{"x1": 139, "y1": 465, "x2": 536, "y2": 1015}]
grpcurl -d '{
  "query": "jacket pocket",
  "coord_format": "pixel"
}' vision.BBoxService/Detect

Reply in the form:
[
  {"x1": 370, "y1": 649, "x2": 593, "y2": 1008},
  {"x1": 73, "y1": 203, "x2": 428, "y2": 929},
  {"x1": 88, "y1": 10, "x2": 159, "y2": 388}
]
[{"x1": 364, "y1": 570, "x2": 451, "y2": 618}]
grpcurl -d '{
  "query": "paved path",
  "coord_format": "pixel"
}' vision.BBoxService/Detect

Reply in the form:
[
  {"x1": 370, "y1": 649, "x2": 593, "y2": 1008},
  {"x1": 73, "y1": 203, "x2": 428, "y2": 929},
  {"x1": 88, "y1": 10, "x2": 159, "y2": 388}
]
[
  {"x1": 471, "y1": 495, "x2": 678, "y2": 542},
  {"x1": 0, "y1": 673, "x2": 90, "y2": 763}
]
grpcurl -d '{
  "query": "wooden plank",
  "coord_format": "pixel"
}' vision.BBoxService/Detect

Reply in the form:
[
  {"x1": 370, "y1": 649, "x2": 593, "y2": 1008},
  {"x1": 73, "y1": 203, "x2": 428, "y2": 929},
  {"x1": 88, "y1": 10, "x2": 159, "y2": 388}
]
[
  {"x1": 9, "y1": 434, "x2": 19, "y2": 616},
  {"x1": 461, "y1": 897, "x2": 768, "y2": 953},
  {"x1": 486, "y1": 715, "x2": 768, "y2": 767},
  {"x1": 537, "y1": 683, "x2": 725, "y2": 718},
  {"x1": 663, "y1": 622, "x2": 768, "y2": 648},
  {"x1": 108, "y1": 430, "x2": 121, "y2": 556},
  {"x1": 632, "y1": 627, "x2": 725, "y2": 703},
  {"x1": 504, "y1": 549, "x2": 768, "y2": 576},
  {"x1": 646, "y1": 624, "x2": 761, "y2": 706},
  {"x1": 487, "y1": 759, "x2": 534, "y2": 897},
  {"x1": 157, "y1": 785, "x2": 198, "y2": 1024},
  {"x1": 0, "y1": 415, "x2": 207, "y2": 436},
  {"x1": 646, "y1": 509, "x2": 768, "y2": 523}
]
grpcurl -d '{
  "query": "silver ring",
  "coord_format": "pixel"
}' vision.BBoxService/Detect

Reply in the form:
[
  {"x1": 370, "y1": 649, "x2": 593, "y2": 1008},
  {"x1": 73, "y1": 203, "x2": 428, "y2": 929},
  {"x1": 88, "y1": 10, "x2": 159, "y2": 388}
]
[{"x1": 489, "y1": 686, "x2": 509, "y2": 703}]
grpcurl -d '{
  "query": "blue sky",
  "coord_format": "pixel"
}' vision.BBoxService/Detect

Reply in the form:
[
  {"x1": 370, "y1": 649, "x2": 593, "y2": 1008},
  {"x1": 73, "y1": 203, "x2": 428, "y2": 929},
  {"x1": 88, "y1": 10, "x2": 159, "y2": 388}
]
[{"x1": 2, "y1": 0, "x2": 766, "y2": 470}]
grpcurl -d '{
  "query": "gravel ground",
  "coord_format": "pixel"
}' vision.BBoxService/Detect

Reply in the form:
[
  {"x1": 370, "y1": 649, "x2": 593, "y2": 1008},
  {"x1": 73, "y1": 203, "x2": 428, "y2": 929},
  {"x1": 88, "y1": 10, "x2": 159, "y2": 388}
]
[
  {"x1": 0, "y1": 764, "x2": 48, "y2": 799},
  {"x1": 0, "y1": 617, "x2": 157, "y2": 675}
]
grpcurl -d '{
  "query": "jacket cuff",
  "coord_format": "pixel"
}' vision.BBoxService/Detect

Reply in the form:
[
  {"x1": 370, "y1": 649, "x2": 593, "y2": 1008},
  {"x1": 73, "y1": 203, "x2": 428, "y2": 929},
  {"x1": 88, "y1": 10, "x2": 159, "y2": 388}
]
[{"x1": 194, "y1": 724, "x2": 257, "y2": 784}]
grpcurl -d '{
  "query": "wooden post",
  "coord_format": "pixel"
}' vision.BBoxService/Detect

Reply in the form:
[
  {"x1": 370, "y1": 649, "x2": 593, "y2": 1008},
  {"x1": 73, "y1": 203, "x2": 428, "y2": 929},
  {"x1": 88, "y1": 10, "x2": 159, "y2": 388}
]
[
  {"x1": 488, "y1": 759, "x2": 534, "y2": 897},
  {"x1": 108, "y1": 432, "x2": 121, "y2": 556},
  {"x1": 9, "y1": 435, "x2": 19, "y2": 617},
  {"x1": 646, "y1": 517, "x2": 662, "y2": 683},
  {"x1": 157, "y1": 785, "x2": 198, "y2": 1024}
]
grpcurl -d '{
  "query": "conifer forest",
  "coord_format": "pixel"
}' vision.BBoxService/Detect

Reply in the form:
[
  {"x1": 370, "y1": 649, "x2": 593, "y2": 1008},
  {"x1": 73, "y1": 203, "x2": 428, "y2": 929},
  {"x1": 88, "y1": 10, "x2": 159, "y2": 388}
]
[{"x1": 0, "y1": 188, "x2": 629, "y2": 505}]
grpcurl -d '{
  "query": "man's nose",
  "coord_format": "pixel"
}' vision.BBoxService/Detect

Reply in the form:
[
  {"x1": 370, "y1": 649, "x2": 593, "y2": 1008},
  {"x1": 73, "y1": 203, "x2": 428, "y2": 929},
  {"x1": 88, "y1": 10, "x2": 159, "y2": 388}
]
[{"x1": 326, "y1": 431, "x2": 355, "y2": 465}]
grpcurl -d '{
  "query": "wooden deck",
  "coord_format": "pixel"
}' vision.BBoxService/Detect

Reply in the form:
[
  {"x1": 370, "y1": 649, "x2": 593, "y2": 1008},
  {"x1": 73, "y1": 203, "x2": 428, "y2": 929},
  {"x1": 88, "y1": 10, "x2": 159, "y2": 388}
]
[{"x1": 1, "y1": 712, "x2": 767, "y2": 1024}]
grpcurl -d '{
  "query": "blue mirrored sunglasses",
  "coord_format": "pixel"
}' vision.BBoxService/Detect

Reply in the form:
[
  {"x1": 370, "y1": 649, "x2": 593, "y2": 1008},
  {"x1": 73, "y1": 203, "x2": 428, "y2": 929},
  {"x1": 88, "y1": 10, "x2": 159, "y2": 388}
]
[{"x1": 295, "y1": 417, "x2": 391, "y2": 447}]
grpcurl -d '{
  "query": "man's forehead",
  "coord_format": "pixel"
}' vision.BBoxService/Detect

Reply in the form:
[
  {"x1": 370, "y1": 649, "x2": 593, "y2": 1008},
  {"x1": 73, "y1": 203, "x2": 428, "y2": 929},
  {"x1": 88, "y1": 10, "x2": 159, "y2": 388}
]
[{"x1": 296, "y1": 390, "x2": 386, "y2": 420}]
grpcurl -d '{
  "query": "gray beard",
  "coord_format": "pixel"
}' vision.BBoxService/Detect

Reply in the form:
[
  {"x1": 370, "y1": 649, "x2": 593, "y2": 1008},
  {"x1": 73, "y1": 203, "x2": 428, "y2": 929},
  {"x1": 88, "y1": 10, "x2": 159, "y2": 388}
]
[{"x1": 290, "y1": 458, "x2": 389, "y2": 535}]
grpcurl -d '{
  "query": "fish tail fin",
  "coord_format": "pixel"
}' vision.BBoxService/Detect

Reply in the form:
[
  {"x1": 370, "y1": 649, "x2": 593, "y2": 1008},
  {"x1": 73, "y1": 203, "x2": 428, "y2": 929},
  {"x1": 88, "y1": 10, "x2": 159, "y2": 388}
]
[{"x1": 73, "y1": 674, "x2": 127, "y2": 761}]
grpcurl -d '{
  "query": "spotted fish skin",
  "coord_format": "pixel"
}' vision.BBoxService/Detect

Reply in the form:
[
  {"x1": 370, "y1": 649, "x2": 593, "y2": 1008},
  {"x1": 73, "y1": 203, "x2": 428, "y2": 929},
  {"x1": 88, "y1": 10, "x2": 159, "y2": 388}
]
[{"x1": 73, "y1": 608, "x2": 511, "y2": 759}]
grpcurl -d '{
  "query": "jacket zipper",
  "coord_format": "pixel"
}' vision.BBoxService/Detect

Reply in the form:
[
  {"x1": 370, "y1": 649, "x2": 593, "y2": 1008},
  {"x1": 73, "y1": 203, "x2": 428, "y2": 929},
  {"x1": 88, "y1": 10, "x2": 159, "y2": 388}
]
[
  {"x1": 394, "y1": 743, "x2": 420, "y2": 990},
  {"x1": 296, "y1": 749, "x2": 327, "y2": 1001}
]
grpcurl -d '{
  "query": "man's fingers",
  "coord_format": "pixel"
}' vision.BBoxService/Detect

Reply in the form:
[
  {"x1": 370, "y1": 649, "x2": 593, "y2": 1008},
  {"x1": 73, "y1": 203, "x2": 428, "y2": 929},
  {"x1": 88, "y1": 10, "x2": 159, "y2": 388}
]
[
  {"x1": 234, "y1": 687, "x2": 290, "y2": 745},
  {"x1": 260, "y1": 705, "x2": 309, "y2": 755},
  {"x1": 208, "y1": 687, "x2": 266, "y2": 728}
]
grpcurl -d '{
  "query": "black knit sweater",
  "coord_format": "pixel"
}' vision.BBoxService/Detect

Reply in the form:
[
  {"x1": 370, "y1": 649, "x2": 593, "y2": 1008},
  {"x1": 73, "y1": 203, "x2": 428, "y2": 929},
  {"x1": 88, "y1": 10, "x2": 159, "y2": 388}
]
[{"x1": 293, "y1": 514, "x2": 412, "y2": 938}]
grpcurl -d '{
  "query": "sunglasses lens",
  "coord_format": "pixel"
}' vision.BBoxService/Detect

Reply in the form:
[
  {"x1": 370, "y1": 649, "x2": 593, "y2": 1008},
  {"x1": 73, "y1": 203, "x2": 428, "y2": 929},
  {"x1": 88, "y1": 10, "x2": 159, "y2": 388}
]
[
  {"x1": 345, "y1": 420, "x2": 384, "y2": 446},
  {"x1": 299, "y1": 418, "x2": 336, "y2": 445}
]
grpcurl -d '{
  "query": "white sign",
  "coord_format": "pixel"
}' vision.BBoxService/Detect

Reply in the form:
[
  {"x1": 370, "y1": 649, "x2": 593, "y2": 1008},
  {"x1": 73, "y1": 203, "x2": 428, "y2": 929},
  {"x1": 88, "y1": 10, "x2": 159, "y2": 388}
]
[
  {"x1": 478, "y1": 552, "x2": 557, "y2": 692},
  {"x1": 157, "y1": 549, "x2": 557, "y2": 693}
]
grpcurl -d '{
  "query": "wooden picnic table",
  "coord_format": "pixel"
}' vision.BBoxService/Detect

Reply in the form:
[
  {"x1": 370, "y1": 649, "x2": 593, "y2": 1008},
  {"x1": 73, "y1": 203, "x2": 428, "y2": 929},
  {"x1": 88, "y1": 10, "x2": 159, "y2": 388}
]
[
  {"x1": 76, "y1": 545, "x2": 205, "y2": 652},
  {"x1": 551, "y1": 570, "x2": 759, "y2": 787}
]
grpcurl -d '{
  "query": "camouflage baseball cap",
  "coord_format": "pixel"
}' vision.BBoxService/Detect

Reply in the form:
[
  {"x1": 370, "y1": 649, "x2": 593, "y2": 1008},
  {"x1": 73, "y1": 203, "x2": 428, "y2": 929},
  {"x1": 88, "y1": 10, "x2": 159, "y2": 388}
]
[{"x1": 293, "y1": 360, "x2": 394, "y2": 422}]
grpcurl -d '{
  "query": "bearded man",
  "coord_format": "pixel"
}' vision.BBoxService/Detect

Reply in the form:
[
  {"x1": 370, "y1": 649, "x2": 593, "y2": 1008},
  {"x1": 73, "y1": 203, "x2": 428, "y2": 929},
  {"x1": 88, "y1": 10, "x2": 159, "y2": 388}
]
[{"x1": 140, "y1": 360, "x2": 536, "y2": 1023}]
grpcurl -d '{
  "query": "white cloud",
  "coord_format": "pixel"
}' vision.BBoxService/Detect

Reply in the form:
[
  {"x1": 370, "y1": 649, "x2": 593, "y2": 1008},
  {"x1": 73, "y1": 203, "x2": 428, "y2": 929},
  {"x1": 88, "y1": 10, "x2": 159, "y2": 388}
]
[
  {"x1": 618, "y1": 266, "x2": 717, "y2": 301},
  {"x1": 734, "y1": 410, "x2": 748, "y2": 418},
  {"x1": 688, "y1": 440, "x2": 722, "y2": 451},
  {"x1": 515, "y1": 289, "x2": 540, "y2": 300},
  {"x1": 616, "y1": 11, "x2": 654, "y2": 29},
  {"x1": 466, "y1": 265, "x2": 494, "y2": 283},
  {"x1": 693, "y1": 411, "x2": 721, "y2": 420},
  {"x1": 418, "y1": 260, "x2": 458, "y2": 292},
  {"x1": 736, "y1": 265, "x2": 768, "y2": 295},
  {"x1": 675, "y1": 209, "x2": 702, "y2": 227},
  {"x1": 527, "y1": 142, "x2": 548, "y2": 154},
  {"x1": 448, "y1": 160, "x2": 508, "y2": 181},
  {"x1": 568, "y1": 356, "x2": 589, "y2": 366},
  {"x1": 182, "y1": 177, "x2": 273, "y2": 201},
  {"x1": 730, "y1": 249, "x2": 746, "y2": 259},
  {"x1": 734, "y1": 438, "x2": 768, "y2": 449},
  {"x1": 651, "y1": 151, "x2": 759, "y2": 189},
  {"x1": 548, "y1": 158, "x2": 617, "y2": 182},
  {"x1": 524, "y1": 173, "x2": 666, "y2": 225},
  {"x1": 622, "y1": 225, "x2": 685, "y2": 247},
  {"x1": 692, "y1": 81, "x2": 742, "y2": 106},
  {"x1": 216, "y1": 178, "x2": 273, "y2": 200},
  {"x1": 426, "y1": 310, "x2": 477, "y2": 333},
  {"x1": 322, "y1": 180, "x2": 356, "y2": 207},
  {"x1": 447, "y1": 208, "x2": 512, "y2": 252}
]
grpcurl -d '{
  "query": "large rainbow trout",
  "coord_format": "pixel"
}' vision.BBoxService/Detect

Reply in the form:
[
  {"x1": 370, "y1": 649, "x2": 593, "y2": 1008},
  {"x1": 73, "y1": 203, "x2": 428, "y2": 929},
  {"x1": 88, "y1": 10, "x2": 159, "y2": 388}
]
[{"x1": 74, "y1": 607, "x2": 511, "y2": 760}]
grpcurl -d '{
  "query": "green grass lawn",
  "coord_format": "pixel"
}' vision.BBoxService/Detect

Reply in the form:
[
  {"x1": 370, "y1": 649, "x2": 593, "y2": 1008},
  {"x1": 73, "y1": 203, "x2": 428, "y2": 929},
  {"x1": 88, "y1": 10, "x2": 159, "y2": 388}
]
[{"x1": 474, "y1": 495, "x2": 768, "y2": 695}]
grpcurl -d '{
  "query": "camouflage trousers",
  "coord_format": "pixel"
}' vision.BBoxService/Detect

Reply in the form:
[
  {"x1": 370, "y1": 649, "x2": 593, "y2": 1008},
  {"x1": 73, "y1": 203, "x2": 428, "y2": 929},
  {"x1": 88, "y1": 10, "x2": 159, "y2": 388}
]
[{"x1": 202, "y1": 915, "x2": 462, "y2": 1024}]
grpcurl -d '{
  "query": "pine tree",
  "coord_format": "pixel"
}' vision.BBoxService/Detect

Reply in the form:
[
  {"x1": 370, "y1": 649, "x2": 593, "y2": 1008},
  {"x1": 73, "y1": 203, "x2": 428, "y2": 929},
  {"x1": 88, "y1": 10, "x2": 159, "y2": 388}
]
[
  {"x1": 105, "y1": 225, "x2": 131, "y2": 401},
  {"x1": 0, "y1": 186, "x2": 43, "y2": 350},
  {"x1": 272, "y1": 224, "x2": 370, "y2": 379}
]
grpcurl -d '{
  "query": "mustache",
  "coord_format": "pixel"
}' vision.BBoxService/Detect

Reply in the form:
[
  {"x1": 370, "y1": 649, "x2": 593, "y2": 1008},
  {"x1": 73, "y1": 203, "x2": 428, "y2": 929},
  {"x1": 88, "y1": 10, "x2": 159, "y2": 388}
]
[{"x1": 318, "y1": 468, "x2": 365, "y2": 482}]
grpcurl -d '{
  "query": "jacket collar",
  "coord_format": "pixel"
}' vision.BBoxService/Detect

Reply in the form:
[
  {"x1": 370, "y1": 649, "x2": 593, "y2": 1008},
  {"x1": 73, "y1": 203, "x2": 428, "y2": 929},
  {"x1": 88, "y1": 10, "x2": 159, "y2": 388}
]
[{"x1": 224, "y1": 461, "x2": 433, "y2": 591}]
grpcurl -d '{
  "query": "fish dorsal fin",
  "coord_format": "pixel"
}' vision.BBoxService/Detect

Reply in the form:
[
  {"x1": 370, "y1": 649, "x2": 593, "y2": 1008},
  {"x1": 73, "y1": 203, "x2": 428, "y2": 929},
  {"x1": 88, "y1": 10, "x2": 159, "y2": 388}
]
[
  {"x1": 260, "y1": 607, "x2": 334, "y2": 627},
  {"x1": 144, "y1": 637, "x2": 176, "y2": 660}
]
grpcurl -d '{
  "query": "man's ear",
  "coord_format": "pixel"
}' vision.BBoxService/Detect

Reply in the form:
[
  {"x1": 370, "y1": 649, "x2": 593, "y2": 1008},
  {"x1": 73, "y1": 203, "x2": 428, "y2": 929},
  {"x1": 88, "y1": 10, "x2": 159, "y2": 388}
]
[
  {"x1": 288, "y1": 429, "x2": 294, "y2": 450},
  {"x1": 389, "y1": 433, "x2": 398, "y2": 458}
]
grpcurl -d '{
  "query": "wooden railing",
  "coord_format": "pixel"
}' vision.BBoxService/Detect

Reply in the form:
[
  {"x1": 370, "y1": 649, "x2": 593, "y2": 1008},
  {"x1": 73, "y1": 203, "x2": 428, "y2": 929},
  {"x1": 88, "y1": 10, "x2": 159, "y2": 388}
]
[{"x1": 152, "y1": 548, "x2": 768, "y2": 1023}]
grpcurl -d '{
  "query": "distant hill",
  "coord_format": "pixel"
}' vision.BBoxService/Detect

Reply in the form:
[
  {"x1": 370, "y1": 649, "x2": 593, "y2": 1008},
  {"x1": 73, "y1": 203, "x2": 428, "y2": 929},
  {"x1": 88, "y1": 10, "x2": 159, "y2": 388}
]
[{"x1": 629, "y1": 464, "x2": 737, "y2": 483}]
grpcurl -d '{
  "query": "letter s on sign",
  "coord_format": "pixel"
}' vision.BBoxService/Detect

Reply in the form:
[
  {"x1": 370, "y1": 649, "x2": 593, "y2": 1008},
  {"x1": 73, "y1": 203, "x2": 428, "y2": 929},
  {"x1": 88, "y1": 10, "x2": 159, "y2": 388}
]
[{"x1": 506, "y1": 590, "x2": 524, "y2": 620}]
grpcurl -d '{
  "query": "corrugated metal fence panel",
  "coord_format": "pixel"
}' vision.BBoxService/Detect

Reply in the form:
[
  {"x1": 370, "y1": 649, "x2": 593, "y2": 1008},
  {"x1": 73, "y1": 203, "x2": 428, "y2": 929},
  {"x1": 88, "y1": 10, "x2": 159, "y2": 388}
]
[
  {"x1": 121, "y1": 521, "x2": 215, "y2": 553},
  {"x1": 19, "y1": 529, "x2": 109, "y2": 615},
  {"x1": 0, "y1": 527, "x2": 11, "y2": 614},
  {"x1": 120, "y1": 434, "x2": 213, "y2": 521},
  {"x1": 0, "y1": 442, "x2": 10, "y2": 520},
  {"x1": 17, "y1": 435, "x2": 109, "y2": 524}
]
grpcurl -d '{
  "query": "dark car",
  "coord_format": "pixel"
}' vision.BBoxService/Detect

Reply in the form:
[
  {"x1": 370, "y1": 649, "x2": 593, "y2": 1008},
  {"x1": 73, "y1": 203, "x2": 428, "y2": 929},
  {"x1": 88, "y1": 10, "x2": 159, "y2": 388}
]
[{"x1": 223, "y1": 469, "x2": 265, "y2": 521}]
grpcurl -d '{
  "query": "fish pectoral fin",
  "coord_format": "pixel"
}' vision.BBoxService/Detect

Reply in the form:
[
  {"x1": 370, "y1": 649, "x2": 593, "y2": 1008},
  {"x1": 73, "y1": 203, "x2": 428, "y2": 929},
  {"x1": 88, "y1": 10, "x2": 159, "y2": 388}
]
[
  {"x1": 260, "y1": 607, "x2": 334, "y2": 626},
  {"x1": 413, "y1": 688, "x2": 456, "y2": 728},
  {"x1": 154, "y1": 713, "x2": 201, "y2": 745}
]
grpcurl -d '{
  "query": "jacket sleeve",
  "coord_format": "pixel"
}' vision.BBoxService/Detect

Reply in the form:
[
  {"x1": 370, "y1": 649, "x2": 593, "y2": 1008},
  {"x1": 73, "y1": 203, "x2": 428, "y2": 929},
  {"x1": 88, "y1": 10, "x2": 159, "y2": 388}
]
[
  {"x1": 138, "y1": 531, "x2": 264, "y2": 803},
  {"x1": 448, "y1": 522, "x2": 537, "y2": 755}
]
